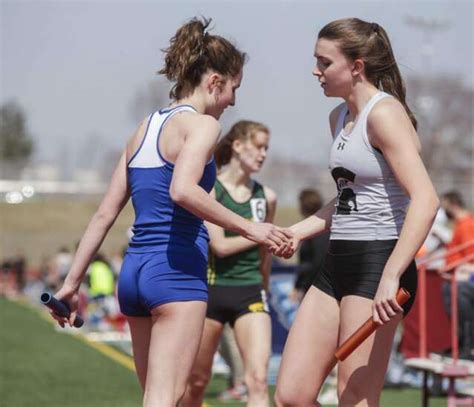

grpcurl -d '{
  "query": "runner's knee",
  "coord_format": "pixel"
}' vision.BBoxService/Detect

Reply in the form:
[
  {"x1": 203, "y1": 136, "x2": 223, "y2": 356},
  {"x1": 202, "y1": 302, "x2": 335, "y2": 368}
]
[
  {"x1": 274, "y1": 388, "x2": 316, "y2": 407},
  {"x1": 187, "y1": 370, "x2": 211, "y2": 394}
]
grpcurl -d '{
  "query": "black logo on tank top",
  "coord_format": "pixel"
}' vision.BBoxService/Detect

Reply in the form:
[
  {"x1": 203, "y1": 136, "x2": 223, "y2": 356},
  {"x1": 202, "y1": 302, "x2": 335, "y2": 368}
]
[
  {"x1": 331, "y1": 167, "x2": 358, "y2": 215},
  {"x1": 337, "y1": 142, "x2": 345, "y2": 150}
]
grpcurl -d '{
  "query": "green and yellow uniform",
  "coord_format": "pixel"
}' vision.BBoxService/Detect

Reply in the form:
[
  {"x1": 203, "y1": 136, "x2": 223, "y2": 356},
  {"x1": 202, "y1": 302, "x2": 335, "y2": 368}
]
[{"x1": 207, "y1": 179, "x2": 267, "y2": 287}]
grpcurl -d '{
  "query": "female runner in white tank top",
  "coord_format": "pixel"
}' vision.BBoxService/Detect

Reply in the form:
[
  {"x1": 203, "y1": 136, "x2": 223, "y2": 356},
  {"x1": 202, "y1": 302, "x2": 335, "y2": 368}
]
[{"x1": 274, "y1": 18, "x2": 439, "y2": 407}]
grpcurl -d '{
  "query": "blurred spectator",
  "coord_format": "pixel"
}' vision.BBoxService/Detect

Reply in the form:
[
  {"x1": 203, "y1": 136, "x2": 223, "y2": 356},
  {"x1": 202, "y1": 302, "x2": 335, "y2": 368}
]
[
  {"x1": 290, "y1": 188, "x2": 329, "y2": 302},
  {"x1": 23, "y1": 267, "x2": 46, "y2": 303},
  {"x1": 441, "y1": 191, "x2": 474, "y2": 266},
  {"x1": 417, "y1": 208, "x2": 452, "y2": 269},
  {"x1": 43, "y1": 255, "x2": 62, "y2": 292},
  {"x1": 38, "y1": 255, "x2": 51, "y2": 287},
  {"x1": 217, "y1": 325, "x2": 247, "y2": 402},
  {"x1": 12, "y1": 254, "x2": 27, "y2": 292},
  {"x1": 0, "y1": 255, "x2": 27, "y2": 297},
  {"x1": 1, "y1": 259, "x2": 15, "y2": 297},
  {"x1": 52, "y1": 246, "x2": 73, "y2": 284},
  {"x1": 86, "y1": 253, "x2": 118, "y2": 330},
  {"x1": 87, "y1": 253, "x2": 115, "y2": 298},
  {"x1": 440, "y1": 191, "x2": 474, "y2": 360}
]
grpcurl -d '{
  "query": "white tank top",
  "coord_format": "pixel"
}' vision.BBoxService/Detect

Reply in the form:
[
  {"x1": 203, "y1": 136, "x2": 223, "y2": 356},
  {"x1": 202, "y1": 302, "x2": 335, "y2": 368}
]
[{"x1": 329, "y1": 91, "x2": 410, "y2": 240}]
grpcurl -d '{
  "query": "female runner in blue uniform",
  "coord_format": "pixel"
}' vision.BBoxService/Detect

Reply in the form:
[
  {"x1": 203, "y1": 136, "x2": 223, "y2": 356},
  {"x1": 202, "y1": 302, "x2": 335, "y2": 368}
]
[{"x1": 50, "y1": 17, "x2": 291, "y2": 407}]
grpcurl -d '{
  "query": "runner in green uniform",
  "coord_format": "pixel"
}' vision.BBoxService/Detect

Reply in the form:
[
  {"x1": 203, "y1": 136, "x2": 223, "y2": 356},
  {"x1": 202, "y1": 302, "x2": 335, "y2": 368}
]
[{"x1": 182, "y1": 120, "x2": 276, "y2": 407}]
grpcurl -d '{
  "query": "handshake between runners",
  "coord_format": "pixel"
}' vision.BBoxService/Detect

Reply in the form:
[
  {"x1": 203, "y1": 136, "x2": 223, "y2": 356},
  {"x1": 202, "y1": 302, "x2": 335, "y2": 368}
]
[{"x1": 245, "y1": 222, "x2": 297, "y2": 258}]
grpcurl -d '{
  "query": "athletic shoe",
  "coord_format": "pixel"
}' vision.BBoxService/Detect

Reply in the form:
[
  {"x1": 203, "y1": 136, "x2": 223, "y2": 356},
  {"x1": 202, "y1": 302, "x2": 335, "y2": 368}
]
[{"x1": 217, "y1": 384, "x2": 248, "y2": 402}]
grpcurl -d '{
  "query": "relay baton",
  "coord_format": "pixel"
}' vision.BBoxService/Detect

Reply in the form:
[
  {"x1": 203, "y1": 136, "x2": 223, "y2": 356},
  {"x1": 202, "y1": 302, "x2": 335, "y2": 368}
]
[
  {"x1": 334, "y1": 288, "x2": 410, "y2": 362},
  {"x1": 40, "y1": 292, "x2": 84, "y2": 328}
]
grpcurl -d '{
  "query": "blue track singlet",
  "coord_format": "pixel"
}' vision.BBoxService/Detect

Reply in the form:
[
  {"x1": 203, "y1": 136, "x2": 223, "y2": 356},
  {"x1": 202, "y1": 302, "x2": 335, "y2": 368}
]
[{"x1": 117, "y1": 105, "x2": 217, "y2": 316}]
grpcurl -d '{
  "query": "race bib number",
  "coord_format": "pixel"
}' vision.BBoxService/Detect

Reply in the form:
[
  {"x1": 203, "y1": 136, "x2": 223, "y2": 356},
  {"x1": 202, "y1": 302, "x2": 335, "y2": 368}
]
[{"x1": 250, "y1": 198, "x2": 266, "y2": 222}]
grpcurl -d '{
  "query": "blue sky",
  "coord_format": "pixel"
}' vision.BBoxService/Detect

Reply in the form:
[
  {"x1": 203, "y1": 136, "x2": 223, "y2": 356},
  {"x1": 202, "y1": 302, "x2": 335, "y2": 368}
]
[{"x1": 1, "y1": 0, "x2": 472, "y2": 172}]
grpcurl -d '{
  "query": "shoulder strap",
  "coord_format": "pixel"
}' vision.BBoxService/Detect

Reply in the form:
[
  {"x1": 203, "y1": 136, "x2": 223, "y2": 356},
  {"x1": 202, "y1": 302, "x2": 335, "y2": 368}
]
[
  {"x1": 128, "y1": 112, "x2": 166, "y2": 168},
  {"x1": 252, "y1": 180, "x2": 266, "y2": 199},
  {"x1": 334, "y1": 105, "x2": 349, "y2": 137},
  {"x1": 214, "y1": 179, "x2": 226, "y2": 203},
  {"x1": 156, "y1": 105, "x2": 198, "y2": 164},
  {"x1": 361, "y1": 92, "x2": 393, "y2": 155},
  {"x1": 361, "y1": 92, "x2": 392, "y2": 120}
]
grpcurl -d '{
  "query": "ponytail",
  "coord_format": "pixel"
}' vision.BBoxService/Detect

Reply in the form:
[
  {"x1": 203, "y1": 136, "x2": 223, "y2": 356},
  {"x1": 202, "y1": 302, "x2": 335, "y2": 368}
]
[
  {"x1": 158, "y1": 18, "x2": 209, "y2": 100},
  {"x1": 159, "y1": 17, "x2": 246, "y2": 100},
  {"x1": 375, "y1": 27, "x2": 417, "y2": 130}
]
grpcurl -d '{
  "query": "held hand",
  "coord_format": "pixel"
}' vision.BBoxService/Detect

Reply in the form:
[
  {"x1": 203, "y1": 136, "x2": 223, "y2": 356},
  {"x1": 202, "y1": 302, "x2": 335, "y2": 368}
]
[
  {"x1": 51, "y1": 285, "x2": 79, "y2": 328},
  {"x1": 372, "y1": 275, "x2": 403, "y2": 325},
  {"x1": 247, "y1": 222, "x2": 293, "y2": 251},
  {"x1": 271, "y1": 234, "x2": 301, "y2": 259},
  {"x1": 276, "y1": 228, "x2": 296, "y2": 256}
]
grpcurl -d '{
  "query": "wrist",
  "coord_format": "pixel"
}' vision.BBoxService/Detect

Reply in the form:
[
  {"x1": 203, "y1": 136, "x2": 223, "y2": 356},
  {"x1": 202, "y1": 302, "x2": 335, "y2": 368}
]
[
  {"x1": 382, "y1": 270, "x2": 400, "y2": 281},
  {"x1": 63, "y1": 278, "x2": 81, "y2": 293},
  {"x1": 241, "y1": 219, "x2": 255, "y2": 239},
  {"x1": 289, "y1": 225, "x2": 302, "y2": 241}
]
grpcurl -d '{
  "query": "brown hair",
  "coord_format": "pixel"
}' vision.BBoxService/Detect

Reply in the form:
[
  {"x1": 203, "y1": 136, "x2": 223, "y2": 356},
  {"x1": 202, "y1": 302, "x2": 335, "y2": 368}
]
[
  {"x1": 442, "y1": 191, "x2": 465, "y2": 208},
  {"x1": 318, "y1": 18, "x2": 417, "y2": 129},
  {"x1": 215, "y1": 120, "x2": 269, "y2": 168},
  {"x1": 299, "y1": 189, "x2": 324, "y2": 216},
  {"x1": 158, "y1": 17, "x2": 247, "y2": 100}
]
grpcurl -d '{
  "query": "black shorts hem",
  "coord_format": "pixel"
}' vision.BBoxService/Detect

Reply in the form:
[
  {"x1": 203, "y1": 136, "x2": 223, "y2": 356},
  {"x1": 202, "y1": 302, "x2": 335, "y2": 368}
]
[
  {"x1": 312, "y1": 239, "x2": 417, "y2": 316},
  {"x1": 206, "y1": 284, "x2": 268, "y2": 327},
  {"x1": 312, "y1": 280, "x2": 337, "y2": 300}
]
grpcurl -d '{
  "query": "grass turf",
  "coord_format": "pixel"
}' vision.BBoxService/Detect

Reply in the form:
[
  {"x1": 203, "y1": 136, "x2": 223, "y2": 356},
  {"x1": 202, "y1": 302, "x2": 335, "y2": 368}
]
[
  {"x1": 1, "y1": 297, "x2": 141, "y2": 407},
  {"x1": 1, "y1": 297, "x2": 447, "y2": 406}
]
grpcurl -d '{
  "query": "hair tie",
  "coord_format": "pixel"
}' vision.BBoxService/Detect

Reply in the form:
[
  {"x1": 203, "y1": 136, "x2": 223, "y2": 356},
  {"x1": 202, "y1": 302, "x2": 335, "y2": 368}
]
[
  {"x1": 202, "y1": 18, "x2": 212, "y2": 38},
  {"x1": 198, "y1": 39, "x2": 207, "y2": 60},
  {"x1": 371, "y1": 22, "x2": 379, "y2": 34}
]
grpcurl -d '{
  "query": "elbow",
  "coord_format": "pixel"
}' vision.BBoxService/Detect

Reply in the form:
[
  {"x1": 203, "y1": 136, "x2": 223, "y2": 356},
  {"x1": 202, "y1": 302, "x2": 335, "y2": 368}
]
[
  {"x1": 431, "y1": 195, "x2": 441, "y2": 220},
  {"x1": 213, "y1": 250, "x2": 227, "y2": 258},
  {"x1": 210, "y1": 240, "x2": 232, "y2": 258},
  {"x1": 169, "y1": 184, "x2": 189, "y2": 206},
  {"x1": 427, "y1": 191, "x2": 440, "y2": 218},
  {"x1": 414, "y1": 190, "x2": 440, "y2": 221},
  {"x1": 433, "y1": 195, "x2": 441, "y2": 213},
  {"x1": 210, "y1": 245, "x2": 228, "y2": 258}
]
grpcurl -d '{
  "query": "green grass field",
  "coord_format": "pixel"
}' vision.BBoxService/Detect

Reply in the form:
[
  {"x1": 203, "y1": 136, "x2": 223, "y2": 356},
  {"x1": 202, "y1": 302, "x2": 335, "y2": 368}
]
[
  {"x1": 1, "y1": 297, "x2": 141, "y2": 406},
  {"x1": 1, "y1": 297, "x2": 448, "y2": 406}
]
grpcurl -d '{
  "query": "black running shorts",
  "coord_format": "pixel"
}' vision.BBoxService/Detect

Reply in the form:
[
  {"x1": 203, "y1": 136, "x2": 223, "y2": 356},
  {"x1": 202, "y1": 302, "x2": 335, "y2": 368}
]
[
  {"x1": 312, "y1": 239, "x2": 417, "y2": 315},
  {"x1": 206, "y1": 284, "x2": 270, "y2": 326}
]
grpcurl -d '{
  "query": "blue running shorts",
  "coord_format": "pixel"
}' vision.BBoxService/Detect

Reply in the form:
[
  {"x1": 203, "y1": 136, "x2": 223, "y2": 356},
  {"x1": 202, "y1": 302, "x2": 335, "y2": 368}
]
[{"x1": 118, "y1": 246, "x2": 208, "y2": 316}]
